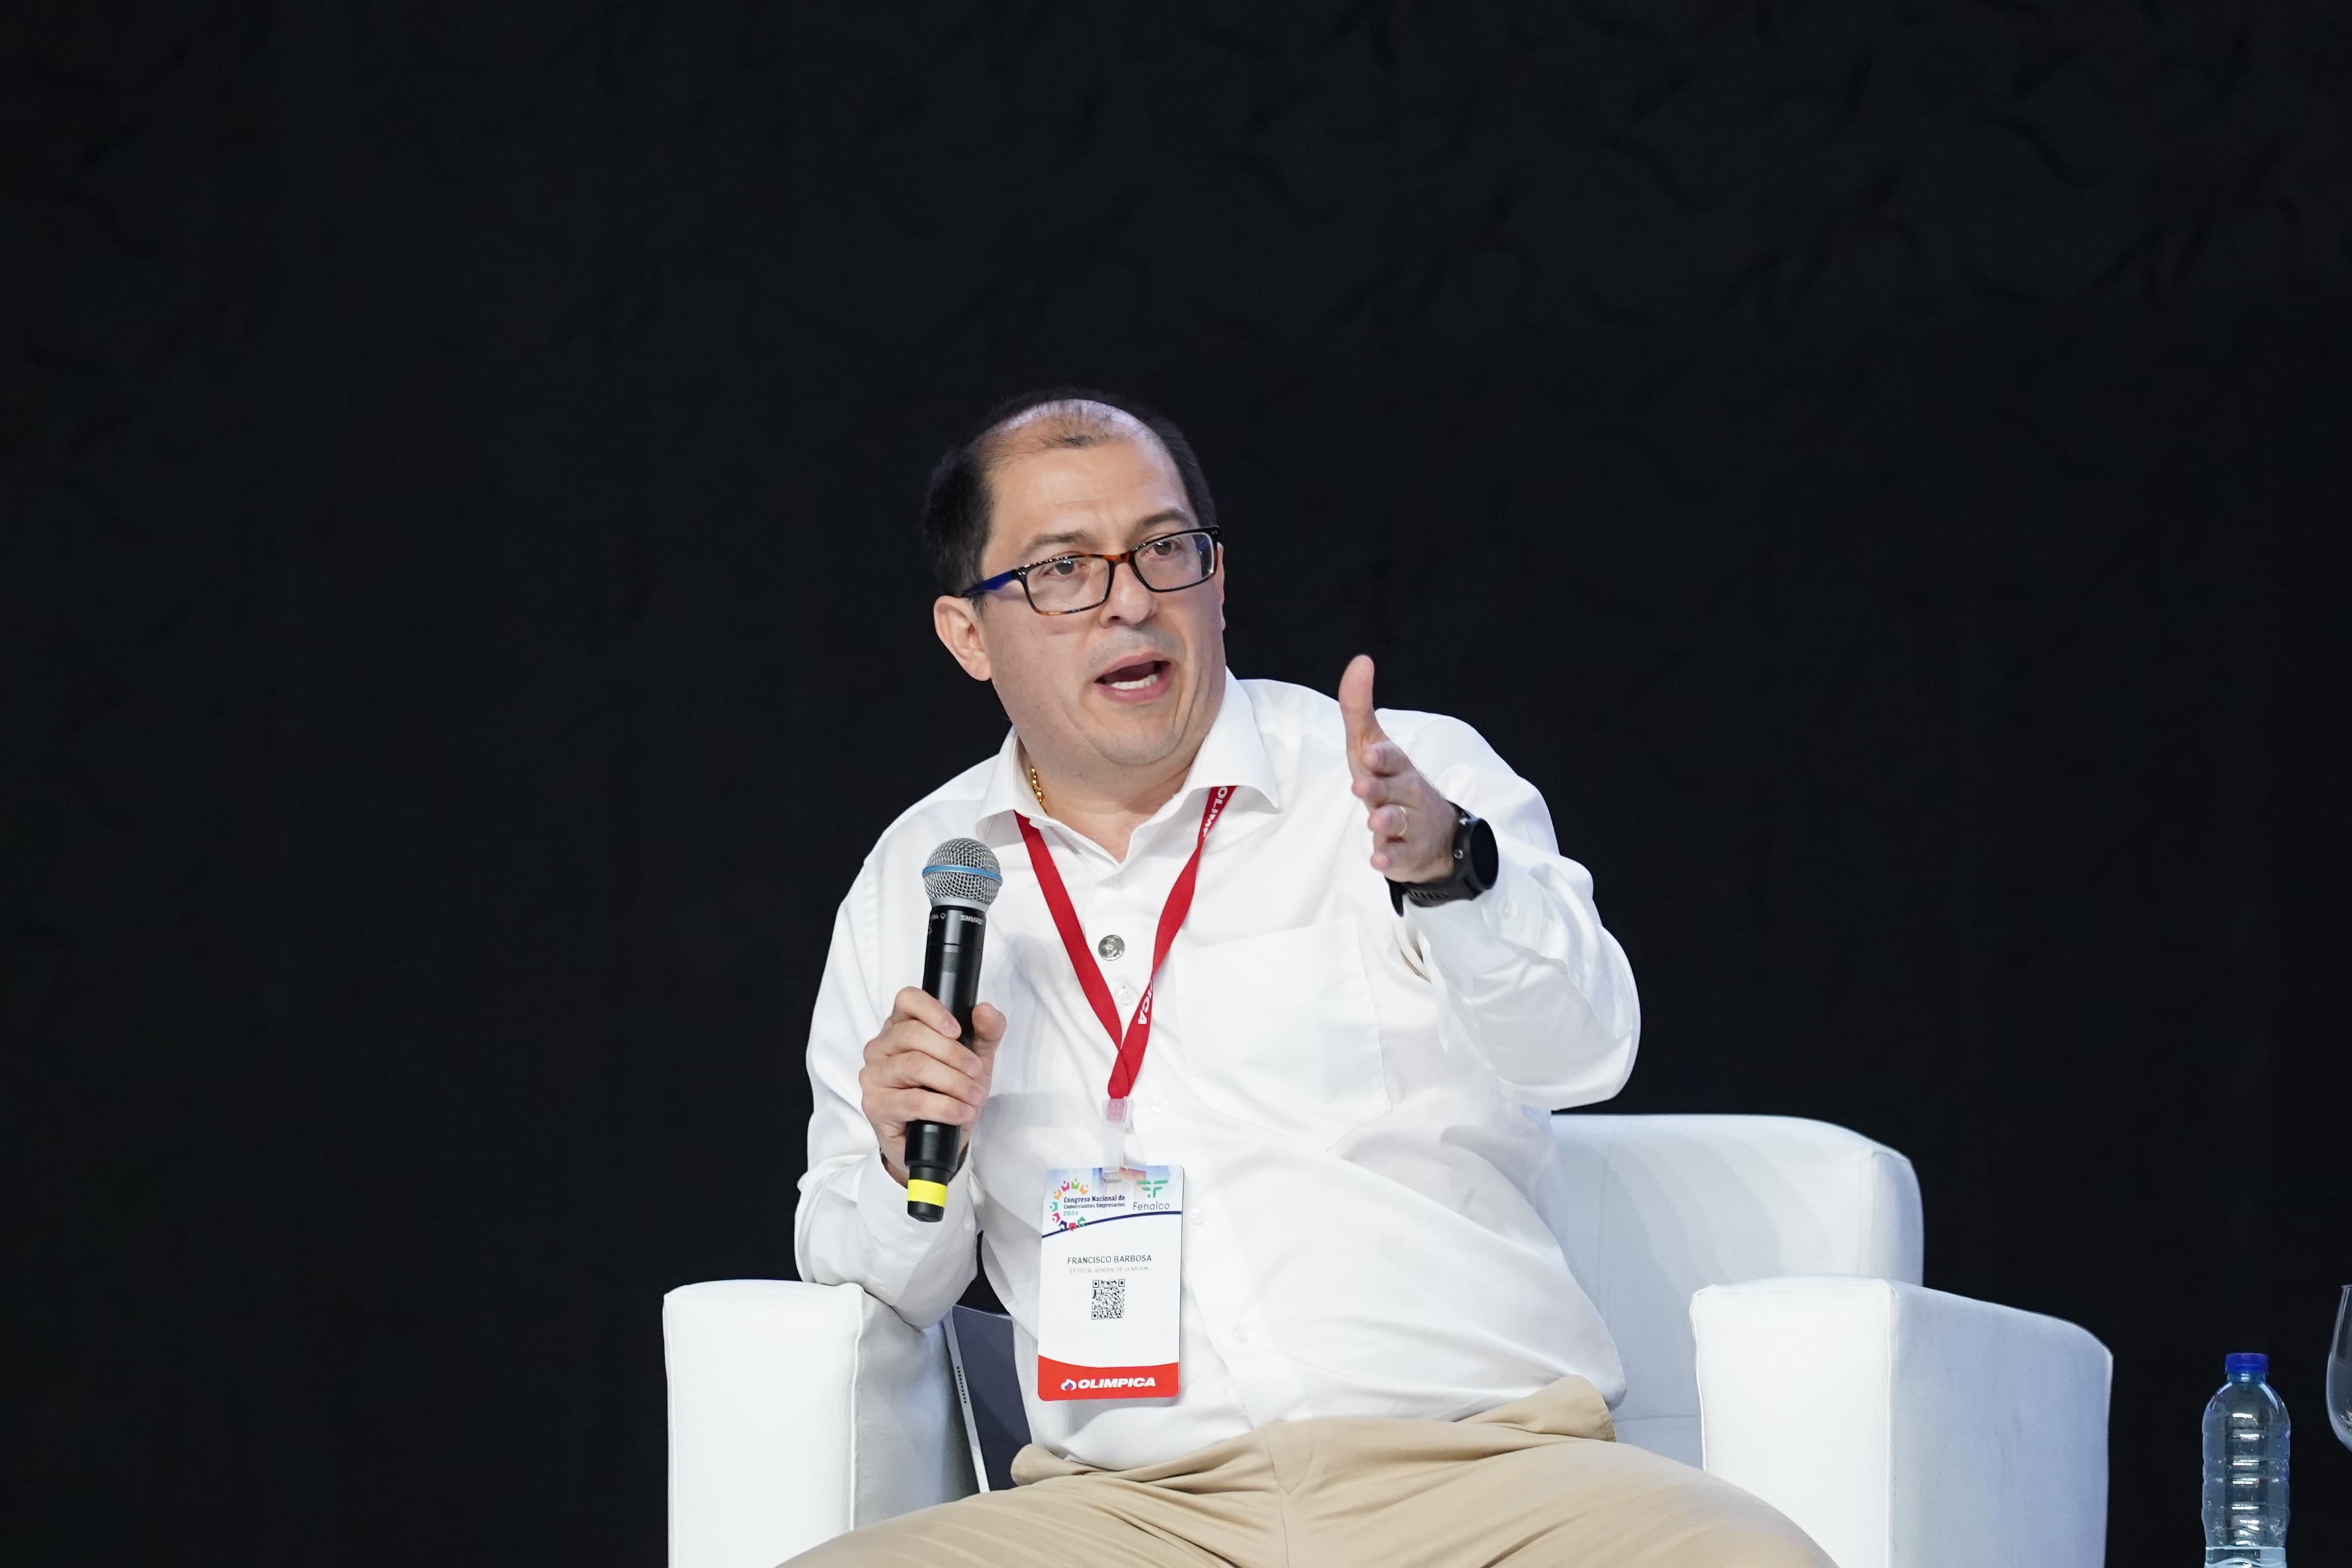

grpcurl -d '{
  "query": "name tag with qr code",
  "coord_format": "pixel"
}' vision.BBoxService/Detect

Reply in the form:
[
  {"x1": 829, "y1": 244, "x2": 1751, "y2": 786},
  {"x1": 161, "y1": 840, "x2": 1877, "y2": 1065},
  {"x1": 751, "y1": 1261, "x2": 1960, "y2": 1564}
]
[{"x1": 1036, "y1": 1165, "x2": 1182, "y2": 1401}]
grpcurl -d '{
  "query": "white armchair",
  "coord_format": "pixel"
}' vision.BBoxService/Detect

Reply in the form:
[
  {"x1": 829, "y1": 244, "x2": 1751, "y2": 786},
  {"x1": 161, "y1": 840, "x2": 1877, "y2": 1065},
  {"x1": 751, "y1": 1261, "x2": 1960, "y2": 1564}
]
[{"x1": 664, "y1": 1116, "x2": 2111, "y2": 1567}]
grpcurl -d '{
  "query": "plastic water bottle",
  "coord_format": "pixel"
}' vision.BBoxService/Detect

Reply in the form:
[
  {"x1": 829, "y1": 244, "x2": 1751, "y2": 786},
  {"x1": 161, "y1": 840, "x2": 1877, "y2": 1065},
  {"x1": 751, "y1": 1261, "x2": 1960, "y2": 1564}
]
[{"x1": 2203, "y1": 1352, "x2": 2290, "y2": 1566}]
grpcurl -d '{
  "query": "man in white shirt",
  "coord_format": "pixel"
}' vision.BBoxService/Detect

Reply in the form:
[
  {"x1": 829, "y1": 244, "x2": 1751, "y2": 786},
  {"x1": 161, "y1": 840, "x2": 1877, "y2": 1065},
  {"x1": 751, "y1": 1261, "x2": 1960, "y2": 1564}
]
[{"x1": 789, "y1": 391, "x2": 1827, "y2": 1565}]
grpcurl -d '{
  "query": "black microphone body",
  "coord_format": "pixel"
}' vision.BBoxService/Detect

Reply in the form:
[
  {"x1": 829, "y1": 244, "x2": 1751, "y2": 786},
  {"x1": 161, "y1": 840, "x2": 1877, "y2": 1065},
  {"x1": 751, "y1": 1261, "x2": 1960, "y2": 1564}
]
[
  {"x1": 906, "y1": 838, "x2": 1002, "y2": 1221},
  {"x1": 904, "y1": 905, "x2": 986, "y2": 1221}
]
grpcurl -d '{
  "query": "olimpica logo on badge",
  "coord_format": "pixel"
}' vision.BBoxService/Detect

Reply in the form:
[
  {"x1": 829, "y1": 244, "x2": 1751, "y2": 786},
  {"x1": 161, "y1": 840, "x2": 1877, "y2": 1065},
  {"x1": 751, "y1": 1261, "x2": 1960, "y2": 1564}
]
[{"x1": 1059, "y1": 1374, "x2": 1158, "y2": 1391}]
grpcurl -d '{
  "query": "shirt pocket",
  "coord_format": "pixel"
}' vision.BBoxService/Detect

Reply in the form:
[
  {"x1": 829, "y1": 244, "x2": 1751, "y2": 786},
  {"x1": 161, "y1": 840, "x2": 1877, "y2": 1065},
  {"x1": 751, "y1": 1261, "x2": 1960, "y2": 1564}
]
[{"x1": 1169, "y1": 917, "x2": 1391, "y2": 1147}]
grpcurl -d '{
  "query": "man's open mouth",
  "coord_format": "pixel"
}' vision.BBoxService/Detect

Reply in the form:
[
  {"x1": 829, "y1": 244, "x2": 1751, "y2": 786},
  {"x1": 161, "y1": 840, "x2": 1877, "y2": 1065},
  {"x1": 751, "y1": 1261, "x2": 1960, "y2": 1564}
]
[{"x1": 1095, "y1": 659, "x2": 1170, "y2": 693}]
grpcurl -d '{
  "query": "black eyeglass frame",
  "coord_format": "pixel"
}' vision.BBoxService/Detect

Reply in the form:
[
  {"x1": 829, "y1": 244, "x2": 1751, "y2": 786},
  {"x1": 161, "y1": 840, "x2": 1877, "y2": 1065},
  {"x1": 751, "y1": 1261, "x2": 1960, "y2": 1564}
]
[{"x1": 962, "y1": 526, "x2": 1222, "y2": 615}]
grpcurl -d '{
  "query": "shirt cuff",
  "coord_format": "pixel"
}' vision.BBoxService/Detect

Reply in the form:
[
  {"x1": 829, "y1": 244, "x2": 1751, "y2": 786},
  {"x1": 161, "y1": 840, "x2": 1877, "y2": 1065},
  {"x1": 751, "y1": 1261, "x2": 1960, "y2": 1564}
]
[
  {"x1": 856, "y1": 1146, "x2": 978, "y2": 1245},
  {"x1": 1399, "y1": 842, "x2": 1539, "y2": 970}
]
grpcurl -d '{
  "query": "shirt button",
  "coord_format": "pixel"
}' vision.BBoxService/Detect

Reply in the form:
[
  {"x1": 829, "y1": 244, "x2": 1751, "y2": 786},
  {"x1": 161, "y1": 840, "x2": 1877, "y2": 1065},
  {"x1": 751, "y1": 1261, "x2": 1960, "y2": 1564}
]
[{"x1": 1097, "y1": 933, "x2": 1126, "y2": 961}]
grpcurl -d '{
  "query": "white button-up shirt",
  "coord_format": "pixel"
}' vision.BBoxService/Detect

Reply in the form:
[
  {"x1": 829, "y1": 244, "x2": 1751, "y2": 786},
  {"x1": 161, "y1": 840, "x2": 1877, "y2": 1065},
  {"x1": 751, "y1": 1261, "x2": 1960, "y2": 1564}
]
[{"x1": 795, "y1": 671, "x2": 1640, "y2": 1469}]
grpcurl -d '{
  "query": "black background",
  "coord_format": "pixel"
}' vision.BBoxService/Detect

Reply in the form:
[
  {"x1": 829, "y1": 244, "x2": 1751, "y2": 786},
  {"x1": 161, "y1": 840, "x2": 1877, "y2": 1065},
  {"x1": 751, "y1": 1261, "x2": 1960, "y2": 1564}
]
[{"x1": 7, "y1": 5, "x2": 2350, "y2": 1564}]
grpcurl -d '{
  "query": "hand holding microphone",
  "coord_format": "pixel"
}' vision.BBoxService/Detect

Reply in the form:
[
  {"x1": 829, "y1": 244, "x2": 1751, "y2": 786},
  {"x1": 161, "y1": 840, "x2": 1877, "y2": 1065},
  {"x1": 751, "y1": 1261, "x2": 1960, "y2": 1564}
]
[
  {"x1": 857, "y1": 839, "x2": 1004, "y2": 1220},
  {"x1": 858, "y1": 990, "x2": 1003, "y2": 1185}
]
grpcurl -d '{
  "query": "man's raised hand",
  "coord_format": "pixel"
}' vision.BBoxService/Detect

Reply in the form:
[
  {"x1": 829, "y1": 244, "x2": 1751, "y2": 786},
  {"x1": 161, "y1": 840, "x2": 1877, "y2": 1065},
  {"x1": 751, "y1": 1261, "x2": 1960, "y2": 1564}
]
[
  {"x1": 1339, "y1": 654, "x2": 1454, "y2": 885},
  {"x1": 859, "y1": 988, "x2": 1006, "y2": 1184}
]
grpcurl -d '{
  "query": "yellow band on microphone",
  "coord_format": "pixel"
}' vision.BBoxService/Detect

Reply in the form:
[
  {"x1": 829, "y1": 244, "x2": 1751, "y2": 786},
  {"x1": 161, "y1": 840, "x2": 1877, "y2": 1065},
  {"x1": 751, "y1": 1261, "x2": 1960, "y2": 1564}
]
[{"x1": 906, "y1": 1178, "x2": 951, "y2": 1208}]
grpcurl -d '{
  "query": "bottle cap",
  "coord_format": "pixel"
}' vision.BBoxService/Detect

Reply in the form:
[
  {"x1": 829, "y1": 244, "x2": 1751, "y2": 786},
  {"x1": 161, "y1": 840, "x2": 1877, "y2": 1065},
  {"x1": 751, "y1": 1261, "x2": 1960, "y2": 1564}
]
[{"x1": 2225, "y1": 1352, "x2": 2268, "y2": 1378}]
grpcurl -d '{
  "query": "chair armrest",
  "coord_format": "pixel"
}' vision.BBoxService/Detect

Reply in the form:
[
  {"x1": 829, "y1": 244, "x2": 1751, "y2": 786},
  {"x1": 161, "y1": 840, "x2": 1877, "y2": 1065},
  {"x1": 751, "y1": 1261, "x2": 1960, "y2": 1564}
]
[
  {"x1": 1692, "y1": 1276, "x2": 2110, "y2": 1568},
  {"x1": 664, "y1": 1280, "x2": 974, "y2": 1568}
]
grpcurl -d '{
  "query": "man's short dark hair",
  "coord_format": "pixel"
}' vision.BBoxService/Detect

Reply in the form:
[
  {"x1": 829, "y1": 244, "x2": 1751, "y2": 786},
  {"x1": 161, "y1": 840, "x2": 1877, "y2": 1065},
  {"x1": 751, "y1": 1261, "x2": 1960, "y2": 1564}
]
[{"x1": 918, "y1": 387, "x2": 1218, "y2": 598}]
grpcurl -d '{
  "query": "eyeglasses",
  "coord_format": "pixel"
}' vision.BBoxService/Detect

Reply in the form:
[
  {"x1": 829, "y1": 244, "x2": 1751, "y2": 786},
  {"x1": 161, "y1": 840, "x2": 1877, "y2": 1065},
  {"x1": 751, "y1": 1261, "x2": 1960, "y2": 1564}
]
[{"x1": 964, "y1": 527, "x2": 1221, "y2": 615}]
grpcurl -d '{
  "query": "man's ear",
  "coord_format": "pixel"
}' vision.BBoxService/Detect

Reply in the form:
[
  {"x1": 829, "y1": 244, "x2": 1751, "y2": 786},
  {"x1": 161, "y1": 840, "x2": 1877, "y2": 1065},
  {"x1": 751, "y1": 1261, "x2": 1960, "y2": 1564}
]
[{"x1": 933, "y1": 595, "x2": 994, "y2": 682}]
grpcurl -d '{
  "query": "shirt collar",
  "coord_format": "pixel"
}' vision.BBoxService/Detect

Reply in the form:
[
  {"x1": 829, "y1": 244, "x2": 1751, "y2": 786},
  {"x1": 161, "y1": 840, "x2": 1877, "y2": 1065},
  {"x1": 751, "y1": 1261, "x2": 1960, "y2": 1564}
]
[{"x1": 974, "y1": 667, "x2": 1280, "y2": 837}]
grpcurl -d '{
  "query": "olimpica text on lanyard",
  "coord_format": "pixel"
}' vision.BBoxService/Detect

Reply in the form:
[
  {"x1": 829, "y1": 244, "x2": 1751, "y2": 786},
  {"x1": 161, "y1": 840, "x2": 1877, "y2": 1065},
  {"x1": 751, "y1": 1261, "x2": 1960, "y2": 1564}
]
[{"x1": 1015, "y1": 784, "x2": 1234, "y2": 1124}]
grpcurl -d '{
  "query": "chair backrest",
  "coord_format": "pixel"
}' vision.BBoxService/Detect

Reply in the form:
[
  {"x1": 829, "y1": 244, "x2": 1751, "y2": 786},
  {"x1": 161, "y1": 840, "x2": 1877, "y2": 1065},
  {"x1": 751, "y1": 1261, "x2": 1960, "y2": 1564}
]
[{"x1": 1546, "y1": 1114, "x2": 1924, "y2": 1466}]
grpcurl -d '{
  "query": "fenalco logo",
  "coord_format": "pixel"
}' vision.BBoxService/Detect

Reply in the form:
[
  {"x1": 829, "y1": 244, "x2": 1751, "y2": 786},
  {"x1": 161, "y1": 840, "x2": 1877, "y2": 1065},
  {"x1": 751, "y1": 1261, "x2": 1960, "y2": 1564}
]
[{"x1": 1059, "y1": 1374, "x2": 1159, "y2": 1391}]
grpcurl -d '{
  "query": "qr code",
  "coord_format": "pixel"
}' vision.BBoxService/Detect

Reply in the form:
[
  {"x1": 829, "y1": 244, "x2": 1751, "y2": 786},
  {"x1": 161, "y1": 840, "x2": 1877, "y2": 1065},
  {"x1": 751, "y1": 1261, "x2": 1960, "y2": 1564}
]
[{"x1": 1091, "y1": 1278, "x2": 1126, "y2": 1321}]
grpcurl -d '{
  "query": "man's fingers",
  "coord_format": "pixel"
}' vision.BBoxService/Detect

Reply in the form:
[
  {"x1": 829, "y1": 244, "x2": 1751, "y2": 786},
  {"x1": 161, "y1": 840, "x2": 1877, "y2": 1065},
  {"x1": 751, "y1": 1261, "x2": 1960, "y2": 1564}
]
[
  {"x1": 874, "y1": 1086, "x2": 979, "y2": 1129},
  {"x1": 876, "y1": 1048, "x2": 987, "y2": 1108},
  {"x1": 1339, "y1": 654, "x2": 1386, "y2": 761},
  {"x1": 1342, "y1": 653, "x2": 1446, "y2": 877},
  {"x1": 888, "y1": 985, "x2": 963, "y2": 1040},
  {"x1": 1350, "y1": 752, "x2": 1416, "y2": 804},
  {"x1": 869, "y1": 1013, "x2": 982, "y2": 1080},
  {"x1": 865, "y1": 993, "x2": 1002, "y2": 1172},
  {"x1": 1356, "y1": 775, "x2": 1408, "y2": 819}
]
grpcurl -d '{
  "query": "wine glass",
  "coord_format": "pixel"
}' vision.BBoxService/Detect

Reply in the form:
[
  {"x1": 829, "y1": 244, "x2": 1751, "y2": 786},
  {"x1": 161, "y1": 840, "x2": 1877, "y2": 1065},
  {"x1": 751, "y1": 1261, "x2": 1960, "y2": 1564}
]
[{"x1": 2332, "y1": 1284, "x2": 2352, "y2": 1451}]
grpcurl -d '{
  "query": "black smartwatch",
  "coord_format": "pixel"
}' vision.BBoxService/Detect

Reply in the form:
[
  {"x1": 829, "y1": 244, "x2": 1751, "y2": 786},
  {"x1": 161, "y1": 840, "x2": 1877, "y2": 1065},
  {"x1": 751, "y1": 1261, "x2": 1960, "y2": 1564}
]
[{"x1": 1388, "y1": 801, "x2": 1500, "y2": 913}]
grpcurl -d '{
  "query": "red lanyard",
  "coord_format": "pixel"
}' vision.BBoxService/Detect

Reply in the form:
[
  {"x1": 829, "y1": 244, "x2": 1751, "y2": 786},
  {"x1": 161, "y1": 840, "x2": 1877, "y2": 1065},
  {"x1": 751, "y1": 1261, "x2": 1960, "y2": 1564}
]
[{"x1": 1016, "y1": 785, "x2": 1233, "y2": 1109}]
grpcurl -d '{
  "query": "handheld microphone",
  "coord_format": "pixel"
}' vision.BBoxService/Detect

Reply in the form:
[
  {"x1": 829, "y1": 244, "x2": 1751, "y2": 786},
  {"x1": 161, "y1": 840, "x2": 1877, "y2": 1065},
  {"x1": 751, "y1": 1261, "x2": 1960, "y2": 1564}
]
[{"x1": 906, "y1": 839, "x2": 1003, "y2": 1221}]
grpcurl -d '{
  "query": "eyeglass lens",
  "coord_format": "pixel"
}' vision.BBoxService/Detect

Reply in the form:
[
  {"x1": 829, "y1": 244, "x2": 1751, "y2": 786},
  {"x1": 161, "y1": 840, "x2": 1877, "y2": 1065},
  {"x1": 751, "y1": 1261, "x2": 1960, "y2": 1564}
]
[{"x1": 1025, "y1": 531, "x2": 1216, "y2": 613}]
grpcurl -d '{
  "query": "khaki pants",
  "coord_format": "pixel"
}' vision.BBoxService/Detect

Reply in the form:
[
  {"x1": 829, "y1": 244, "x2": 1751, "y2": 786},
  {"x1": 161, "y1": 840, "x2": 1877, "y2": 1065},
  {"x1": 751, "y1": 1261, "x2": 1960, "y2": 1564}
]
[{"x1": 785, "y1": 1376, "x2": 1830, "y2": 1567}]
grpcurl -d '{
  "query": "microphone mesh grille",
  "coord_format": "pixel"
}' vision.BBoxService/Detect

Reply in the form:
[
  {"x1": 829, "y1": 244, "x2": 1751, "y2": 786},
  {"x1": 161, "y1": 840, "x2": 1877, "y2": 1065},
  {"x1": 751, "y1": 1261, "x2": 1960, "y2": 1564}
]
[{"x1": 922, "y1": 838, "x2": 1003, "y2": 909}]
